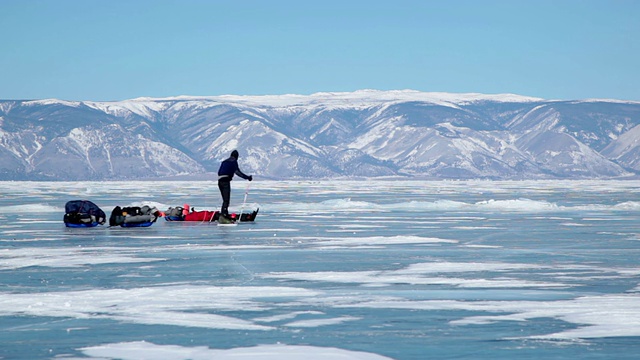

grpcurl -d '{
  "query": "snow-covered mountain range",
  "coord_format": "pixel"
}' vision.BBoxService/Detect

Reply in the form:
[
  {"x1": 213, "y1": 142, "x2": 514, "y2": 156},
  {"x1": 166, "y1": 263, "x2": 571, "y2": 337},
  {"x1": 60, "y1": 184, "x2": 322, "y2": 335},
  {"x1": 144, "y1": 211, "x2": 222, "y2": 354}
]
[{"x1": 1, "y1": 89, "x2": 639, "y2": 180}]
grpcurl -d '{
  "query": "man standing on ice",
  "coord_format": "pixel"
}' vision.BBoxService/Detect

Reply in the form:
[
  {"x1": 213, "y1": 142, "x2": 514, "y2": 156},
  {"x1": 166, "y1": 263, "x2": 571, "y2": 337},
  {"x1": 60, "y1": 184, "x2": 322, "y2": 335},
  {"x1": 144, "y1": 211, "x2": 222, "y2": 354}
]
[{"x1": 217, "y1": 150, "x2": 252, "y2": 220}]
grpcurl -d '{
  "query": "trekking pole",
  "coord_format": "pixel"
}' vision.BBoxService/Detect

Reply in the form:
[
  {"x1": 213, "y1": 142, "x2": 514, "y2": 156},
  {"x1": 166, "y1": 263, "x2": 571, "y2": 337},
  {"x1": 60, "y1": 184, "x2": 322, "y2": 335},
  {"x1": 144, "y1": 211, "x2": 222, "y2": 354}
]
[
  {"x1": 209, "y1": 191, "x2": 216, "y2": 223},
  {"x1": 238, "y1": 180, "x2": 251, "y2": 224}
]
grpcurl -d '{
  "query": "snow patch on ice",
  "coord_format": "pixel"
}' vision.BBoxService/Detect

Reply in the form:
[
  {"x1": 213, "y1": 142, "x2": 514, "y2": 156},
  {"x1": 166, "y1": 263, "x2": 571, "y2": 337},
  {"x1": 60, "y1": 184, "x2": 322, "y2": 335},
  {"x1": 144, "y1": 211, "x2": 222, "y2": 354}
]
[
  {"x1": 261, "y1": 261, "x2": 569, "y2": 289},
  {"x1": 284, "y1": 315, "x2": 361, "y2": 328},
  {"x1": 0, "y1": 285, "x2": 319, "y2": 330},
  {"x1": 79, "y1": 341, "x2": 394, "y2": 360},
  {"x1": 3, "y1": 203, "x2": 62, "y2": 213},
  {"x1": 265, "y1": 197, "x2": 640, "y2": 213},
  {"x1": 0, "y1": 247, "x2": 165, "y2": 270}
]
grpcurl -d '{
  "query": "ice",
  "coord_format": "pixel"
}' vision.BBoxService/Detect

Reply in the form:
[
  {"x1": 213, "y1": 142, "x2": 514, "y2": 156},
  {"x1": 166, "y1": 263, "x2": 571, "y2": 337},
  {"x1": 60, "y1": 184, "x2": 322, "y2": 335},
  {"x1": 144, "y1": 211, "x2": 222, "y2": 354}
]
[
  {"x1": 79, "y1": 341, "x2": 394, "y2": 360},
  {"x1": 265, "y1": 197, "x2": 640, "y2": 214},
  {"x1": 252, "y1": 311, "x2": 325, "y2": 323},
  {"x1": 260, "y1": 264, "x2": 572, "y2": 288},
  {"x1": 283, "y1": 315, "x2": 362, "y2": 328},
  {"x1": 0, "y1": 247, "x2": 165, "y2": 270},
  {"x1": 1, "y1": 180, "x2": 640, "y2": 359},
  {"x1": 307, "y1": 235, "x2": 459, "y2": 247},
  {"x1": 452, "y1": 294, "x2": 640, "y2": 340},
  {"x1": 0, "y1": 285, "x2": 318, "y2": 330},
  {"x1": 3, "y1": 203, "x2": 62, "y2": 213}
]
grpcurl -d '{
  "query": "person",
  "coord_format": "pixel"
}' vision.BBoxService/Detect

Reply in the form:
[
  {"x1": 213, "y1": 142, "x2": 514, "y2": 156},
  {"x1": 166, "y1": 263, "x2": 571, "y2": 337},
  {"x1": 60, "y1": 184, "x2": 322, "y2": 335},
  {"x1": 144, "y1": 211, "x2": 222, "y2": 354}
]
[{"x1": 217, "y1": 149, "x2": 252, "y2": 219}]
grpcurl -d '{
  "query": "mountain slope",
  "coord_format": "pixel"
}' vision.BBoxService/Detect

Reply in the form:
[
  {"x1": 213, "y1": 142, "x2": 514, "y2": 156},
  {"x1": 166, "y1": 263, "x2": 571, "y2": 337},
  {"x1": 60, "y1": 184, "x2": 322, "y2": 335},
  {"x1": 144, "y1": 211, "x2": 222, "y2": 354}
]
[{"x1": 0, "y1": 90, "x2": 639, "y2": 180}]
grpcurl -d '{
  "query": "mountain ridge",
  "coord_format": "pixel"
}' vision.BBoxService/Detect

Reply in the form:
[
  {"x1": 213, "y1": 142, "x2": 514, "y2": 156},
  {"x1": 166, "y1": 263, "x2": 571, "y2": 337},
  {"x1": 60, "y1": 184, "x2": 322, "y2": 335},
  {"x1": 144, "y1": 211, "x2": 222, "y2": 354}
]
[{"x1": 1, "y1": 90, "x2": 639, "y2": 180}]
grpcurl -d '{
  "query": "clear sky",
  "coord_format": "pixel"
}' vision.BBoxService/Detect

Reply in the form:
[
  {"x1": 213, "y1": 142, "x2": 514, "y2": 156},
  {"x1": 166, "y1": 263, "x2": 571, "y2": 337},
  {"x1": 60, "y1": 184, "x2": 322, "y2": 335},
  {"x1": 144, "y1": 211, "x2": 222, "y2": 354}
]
[{"x1": 1, "y1": 0, "x2": 638, "y2": 101}]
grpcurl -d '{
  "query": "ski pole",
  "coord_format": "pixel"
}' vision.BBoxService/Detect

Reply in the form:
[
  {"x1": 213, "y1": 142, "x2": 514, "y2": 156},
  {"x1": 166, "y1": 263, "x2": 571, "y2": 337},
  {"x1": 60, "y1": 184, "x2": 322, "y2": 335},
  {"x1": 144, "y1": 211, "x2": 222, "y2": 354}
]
[{"x1": 238, "y1": 180, "x2": 251, "y2": 223}]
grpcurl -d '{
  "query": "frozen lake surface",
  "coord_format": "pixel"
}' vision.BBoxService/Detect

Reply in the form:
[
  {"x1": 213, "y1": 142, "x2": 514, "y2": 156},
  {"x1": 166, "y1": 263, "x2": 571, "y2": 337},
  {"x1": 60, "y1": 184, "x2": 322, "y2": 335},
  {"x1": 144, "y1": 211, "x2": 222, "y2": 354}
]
[{"x1": 1, "y1": 180, "x2": 640, "y2": 359}]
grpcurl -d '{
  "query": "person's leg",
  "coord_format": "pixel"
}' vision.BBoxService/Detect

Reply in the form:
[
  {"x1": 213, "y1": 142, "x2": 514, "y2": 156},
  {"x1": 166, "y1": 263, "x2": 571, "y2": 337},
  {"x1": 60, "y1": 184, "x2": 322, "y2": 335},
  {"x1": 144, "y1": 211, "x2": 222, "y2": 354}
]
[{"x1": 218, "y1": 180, "x2": 231, "y2": 216}]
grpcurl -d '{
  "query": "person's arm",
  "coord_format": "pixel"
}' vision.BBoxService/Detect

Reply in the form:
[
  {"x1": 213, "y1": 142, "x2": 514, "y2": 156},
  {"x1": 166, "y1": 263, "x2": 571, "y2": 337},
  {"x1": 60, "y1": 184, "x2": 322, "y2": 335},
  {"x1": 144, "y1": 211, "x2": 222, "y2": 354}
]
[{"x1": 235, "y1": 168, "x2": 252, "y2": 181}]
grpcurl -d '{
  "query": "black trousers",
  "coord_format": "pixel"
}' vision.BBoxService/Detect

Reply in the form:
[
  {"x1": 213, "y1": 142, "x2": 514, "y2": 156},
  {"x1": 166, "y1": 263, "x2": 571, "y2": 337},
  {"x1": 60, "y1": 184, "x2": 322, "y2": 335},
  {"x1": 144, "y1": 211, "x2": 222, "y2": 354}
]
[{"x1": 218, "y1": 179, "x2": 231, "y2": 216}]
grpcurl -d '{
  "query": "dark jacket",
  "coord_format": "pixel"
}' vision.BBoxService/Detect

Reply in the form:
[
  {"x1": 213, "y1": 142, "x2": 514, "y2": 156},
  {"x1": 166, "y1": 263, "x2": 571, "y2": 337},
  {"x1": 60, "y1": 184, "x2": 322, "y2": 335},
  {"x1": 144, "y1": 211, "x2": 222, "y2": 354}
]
[{"x1": 217, "y1": 157, "x2": 250, "y2": 181}]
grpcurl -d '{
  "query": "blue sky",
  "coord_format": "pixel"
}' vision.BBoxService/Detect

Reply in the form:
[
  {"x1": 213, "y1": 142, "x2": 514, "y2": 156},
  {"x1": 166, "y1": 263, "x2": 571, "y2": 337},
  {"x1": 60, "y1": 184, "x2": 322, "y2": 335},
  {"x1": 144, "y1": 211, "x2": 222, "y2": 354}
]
[{"x1": 1, "y1": 0, "x2": 638, "y2": 101}]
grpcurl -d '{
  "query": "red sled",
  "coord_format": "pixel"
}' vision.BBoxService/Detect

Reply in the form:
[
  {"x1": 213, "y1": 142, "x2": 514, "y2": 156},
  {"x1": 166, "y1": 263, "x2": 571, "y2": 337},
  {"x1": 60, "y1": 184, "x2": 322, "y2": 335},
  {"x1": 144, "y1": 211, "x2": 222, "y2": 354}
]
[{"x1": 165, "y1": 207, "x2": 259, "y2": 223}]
